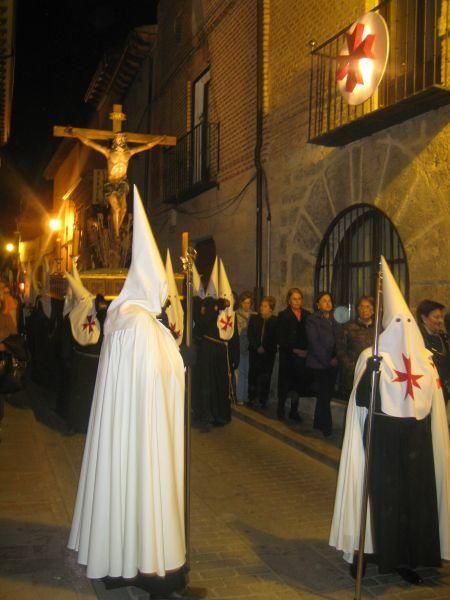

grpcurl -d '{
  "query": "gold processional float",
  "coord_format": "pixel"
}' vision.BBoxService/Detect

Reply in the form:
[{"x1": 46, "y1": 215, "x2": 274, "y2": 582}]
[{"x1": 49, "y1": 105, "x2": 185, "y2": 300}]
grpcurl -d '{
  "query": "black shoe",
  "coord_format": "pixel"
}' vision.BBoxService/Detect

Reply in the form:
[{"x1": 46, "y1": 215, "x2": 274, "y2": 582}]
[
  {"x1": 396, "y1": 567, "x2": 424, "y2": 585},
  {"x1": 277, "y1": 410, "x2": 286, "y2": 421},
  {"x1": 349, "y1": 553, "x2": 366, "y2": 580},
  {"x1": 289, "y1": 412, "x2": 303, "y2": 423},
  {"x1": 322, "y1": 429, "x2": 332, "y2": 437},
  {"x1": 153, "y1": 586, "x2": 208, "y2": 599},
  {"x1": 101, "y1": 576, "x2": 129, "y2": 590}
]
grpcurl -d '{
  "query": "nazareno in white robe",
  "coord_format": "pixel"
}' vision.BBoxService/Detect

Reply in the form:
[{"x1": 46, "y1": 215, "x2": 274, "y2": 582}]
[
  {"x1": 67, "y1": 300, "x2": 186, "y2": 579},
  {"x1": 329, "y1": 346, "x2": 450, "y2": 564}
]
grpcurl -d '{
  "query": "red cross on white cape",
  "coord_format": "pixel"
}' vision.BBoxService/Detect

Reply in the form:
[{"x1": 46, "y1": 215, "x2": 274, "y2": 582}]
[
  {"x1": 366, "y1": 256, "x2": 440, "y2": 419},
  {"x1": 217, "y1": 258, "x2": 235, "y2": 341},
  {"x1": 64, "y1": 271, "x2": 100, "y2": 346}
]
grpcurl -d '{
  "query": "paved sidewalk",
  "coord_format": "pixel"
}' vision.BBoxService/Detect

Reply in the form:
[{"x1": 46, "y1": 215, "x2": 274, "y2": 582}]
[{"x1": 1, "y1": 396, "x2": 450, "y2": 600}]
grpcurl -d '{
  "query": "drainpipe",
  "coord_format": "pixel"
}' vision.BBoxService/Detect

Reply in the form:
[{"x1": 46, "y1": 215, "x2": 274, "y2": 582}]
[{"x1": 254, "y1": 0, "x2": 264, "y2": 306}]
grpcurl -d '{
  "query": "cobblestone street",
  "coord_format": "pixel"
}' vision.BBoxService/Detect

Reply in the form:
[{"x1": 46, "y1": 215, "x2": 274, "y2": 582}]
[{"x1": 1, "y1": 393, "x2": 450, "y2": 600}]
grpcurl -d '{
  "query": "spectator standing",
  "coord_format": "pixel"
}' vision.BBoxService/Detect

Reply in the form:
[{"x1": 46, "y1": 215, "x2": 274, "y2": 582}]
[
  {"x1": 247, "y1": 296, "x2": 277, "y2": 407},
  {"x1": 417, "y1": 299, "x2": 450, "y2": 405},
  {"x1": 2, "y1": 285, "x2": 18, "y2": 332},
  {"x1": 336, "y1": 296, "x2": 375, "y2": 400},
  {"x1": 235, "y1": 291, "x2": 254, "y2": 404},
  {"x1": 277, "y1": 288, "x2": 311, "y2": 421},
  {"x1": 0, "y1": 298, "x2": 15, "y2": 348},
  {"x1": 306, "y1": 292, "x2": 340, "y2": 437}
]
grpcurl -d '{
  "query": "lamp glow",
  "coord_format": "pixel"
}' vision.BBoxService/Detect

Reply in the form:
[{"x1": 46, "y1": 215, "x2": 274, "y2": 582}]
[
  {"x1": 5, "y1": 243, "x2": 15, "y2": 253},
  {"x1": 49, "y1": 218, "x2": 62, "y2": 232}
]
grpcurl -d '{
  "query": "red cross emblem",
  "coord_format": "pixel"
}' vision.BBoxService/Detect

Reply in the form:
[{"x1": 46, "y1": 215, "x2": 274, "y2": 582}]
[
  {"x1": 169, "y1": 322, "x2": 181, "y2": 339},
  {"x1": 82, "y1": 315, "x2": 96, "y2": 333},
  {"x1": 429, "y1": 359, "x2": 442, "y2": 390},
  {"x1": 336, "y1": 23, "x2": 376, "y2": 92},
  {"x1": 392, "y1": 354, "x2": 423, "y2": 400},
  {"x1": 219, "y1": 314, "x2": 233, "y2": 331}
]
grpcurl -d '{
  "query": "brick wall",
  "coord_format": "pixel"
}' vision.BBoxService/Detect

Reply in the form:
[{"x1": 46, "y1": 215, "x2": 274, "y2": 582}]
[{"x1": 145, "y1": 0, "x2": 450, "y2": 310}]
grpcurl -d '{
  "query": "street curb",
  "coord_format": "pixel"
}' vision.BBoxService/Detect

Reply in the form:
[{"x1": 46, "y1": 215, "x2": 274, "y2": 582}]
[{"x1": 231, "y1": 404, "x2": 341, "y2": 470}]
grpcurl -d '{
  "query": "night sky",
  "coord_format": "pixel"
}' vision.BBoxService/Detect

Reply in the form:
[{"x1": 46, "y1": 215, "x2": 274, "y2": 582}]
[{"x1": 0, "y1": 0, "x2": 157, "y2": 237}]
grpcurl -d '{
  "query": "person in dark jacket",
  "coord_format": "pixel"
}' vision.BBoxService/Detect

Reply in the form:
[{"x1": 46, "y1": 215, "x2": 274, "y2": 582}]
[
  {"x1": 276, "y1": 288, "x2": 311, "y2": 421},
  {"x1": 336, "y1": 295, "x2": 375, "y2": 400},
  {"x1": 417, "y1": 299, "x2": 450, "y2": 405},
  {"x1": 247, "y1": 296, "x2": 277, "y2": 407},
  {"x1": 306, "y1": 291, "x2": 340, "y2": 437}
]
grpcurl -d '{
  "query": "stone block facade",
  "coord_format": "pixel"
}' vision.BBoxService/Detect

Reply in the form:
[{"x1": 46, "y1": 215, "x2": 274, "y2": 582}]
[{"x1": 146, "y1": 0, "x2": 449, "y2": 311}]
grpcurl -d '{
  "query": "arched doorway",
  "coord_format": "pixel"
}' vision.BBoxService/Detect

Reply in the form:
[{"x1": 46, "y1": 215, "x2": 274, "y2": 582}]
[{"x1": 315, "y1": 204, "x2": 409, "y2": 308}]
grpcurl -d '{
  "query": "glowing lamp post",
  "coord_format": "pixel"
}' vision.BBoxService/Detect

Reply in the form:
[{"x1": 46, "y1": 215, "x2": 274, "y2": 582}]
[{"x1": 5, "y1": 243, "x2": 15, "y2": 253}]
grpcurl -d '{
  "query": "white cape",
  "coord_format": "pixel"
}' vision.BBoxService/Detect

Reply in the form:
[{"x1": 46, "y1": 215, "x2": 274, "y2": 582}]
[
  {"x1": 329, "y1": 347, "x2": 450, "y2": 563},
  {"x1": 68, "y1": 304, "x2": 186, "y2": 579}
]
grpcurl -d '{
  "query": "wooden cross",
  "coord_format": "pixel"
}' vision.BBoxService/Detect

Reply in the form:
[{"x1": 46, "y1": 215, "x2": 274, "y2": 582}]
[{"x1": 54, "y1": 104, "x2": 176, "y2": 147}]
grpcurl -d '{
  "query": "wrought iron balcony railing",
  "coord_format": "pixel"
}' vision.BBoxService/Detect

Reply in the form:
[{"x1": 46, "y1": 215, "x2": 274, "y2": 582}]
[
  {"x1": 308, "y1": 0, "x2": 450, "y2": 146},
  {"x1": 163, "y1": 121, "x2": 220, "y2": 204}
]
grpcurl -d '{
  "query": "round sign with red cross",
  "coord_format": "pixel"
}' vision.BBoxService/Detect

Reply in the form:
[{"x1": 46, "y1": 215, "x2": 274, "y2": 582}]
[{"x1": 336, "y1": 12, "x2": 389, "y2": 106}]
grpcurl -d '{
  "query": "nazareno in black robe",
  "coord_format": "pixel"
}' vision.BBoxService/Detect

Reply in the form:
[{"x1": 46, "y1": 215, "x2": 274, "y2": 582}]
[
  {"x1": 356, "y1": 366, "x2": 441, "y2": 573},
  {"x1": 194, "y1": 299, "x2": 239, "y2": 425}
]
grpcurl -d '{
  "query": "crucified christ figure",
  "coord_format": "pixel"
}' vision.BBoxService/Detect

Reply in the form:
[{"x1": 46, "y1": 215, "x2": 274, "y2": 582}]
[{"x1": 66, "y1": 128, "x2": 163, "y2": 238}]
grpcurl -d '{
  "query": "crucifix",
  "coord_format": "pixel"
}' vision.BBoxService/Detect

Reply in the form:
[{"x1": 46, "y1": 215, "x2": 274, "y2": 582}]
[{"x1": 54, "y1": 104, "x2": 176, "y2": 238}]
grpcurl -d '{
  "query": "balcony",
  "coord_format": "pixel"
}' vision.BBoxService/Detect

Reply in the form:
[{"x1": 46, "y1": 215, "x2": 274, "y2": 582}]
[
  {"x1": 308, "y1": 0, "x2": 450, "y2": 146},
  {"x1": 163, "y1": 121, "x2": 220, "y2": 204}
]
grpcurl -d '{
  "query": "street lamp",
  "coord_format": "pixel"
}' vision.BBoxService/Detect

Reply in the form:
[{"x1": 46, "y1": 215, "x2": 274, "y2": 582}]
[
  {"x1": 5, "y1": 242, "x2": 15, "y2": 253},
  {"x1": 49, "y1": 217, "x2": 62, "y2": 232}
]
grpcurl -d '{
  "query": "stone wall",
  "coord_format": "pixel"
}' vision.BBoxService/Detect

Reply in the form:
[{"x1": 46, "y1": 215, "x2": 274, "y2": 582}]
[{"x1": 267, "y1": 106, "x2": 450, "y2": 312}]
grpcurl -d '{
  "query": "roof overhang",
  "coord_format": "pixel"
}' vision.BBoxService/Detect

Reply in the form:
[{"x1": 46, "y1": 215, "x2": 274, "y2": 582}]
[{"x1": 84, "y1": 24, "x2": 158, "y2": 109}]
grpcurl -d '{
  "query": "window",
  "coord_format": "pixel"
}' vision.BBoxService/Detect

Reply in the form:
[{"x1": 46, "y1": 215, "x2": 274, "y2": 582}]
[
  {"x1": 315, "y1": 204, "x2": 409, "y2": 307},
  {"x1": 192, "y1": 69, "x2": 211, "y2": 184}
]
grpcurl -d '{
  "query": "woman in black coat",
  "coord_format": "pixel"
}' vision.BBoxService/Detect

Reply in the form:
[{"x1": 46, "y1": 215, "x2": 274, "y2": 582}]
[
  {"x1": 247, "y1": 296, "x2": 277, "y2": 407},
  {"x1": 306, "y1": 291, "x2": 340, "y2": 437},
  {"x1": 417, "y1": 299, "x2": 450, "y2": 405},
  {"x1": 276, "y1": 288, "x2": 311, "y2": 421},
  {"x1": 336, "y1": 295, "x2": 375, "y2": 400}
]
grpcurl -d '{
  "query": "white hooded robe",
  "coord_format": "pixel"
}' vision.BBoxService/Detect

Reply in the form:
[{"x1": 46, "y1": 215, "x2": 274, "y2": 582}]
[{"x1": 68, "y1": 187, "x2": 186, "y2": 579}]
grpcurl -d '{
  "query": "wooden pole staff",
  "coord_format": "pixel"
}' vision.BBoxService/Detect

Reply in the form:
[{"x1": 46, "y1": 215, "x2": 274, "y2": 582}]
[
  {"x1": 354, "y1": 260, "x2": 383, "y2": 600},
  {"x1": 181, "y1": 237, "x2": 197, "y2": 571}
]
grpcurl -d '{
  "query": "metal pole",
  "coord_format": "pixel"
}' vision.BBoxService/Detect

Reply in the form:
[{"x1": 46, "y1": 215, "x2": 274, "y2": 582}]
[
  {"x1": 182, "y1": 245, "x2": 196, "y2": 571},
  {"x1": 255, "y1": 0, "x2": 264, "y2": 307},
  {"x1": 354, "y1": 260, "x2": 383, "y2": 600}
]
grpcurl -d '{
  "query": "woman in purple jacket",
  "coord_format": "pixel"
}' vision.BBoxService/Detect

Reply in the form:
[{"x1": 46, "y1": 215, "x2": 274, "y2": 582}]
[{"x1": 306, "y1": 291, "x2": 340, "y2": 437}]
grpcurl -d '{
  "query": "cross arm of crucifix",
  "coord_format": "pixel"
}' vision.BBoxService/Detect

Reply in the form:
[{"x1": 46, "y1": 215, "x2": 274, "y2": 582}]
[
  {"x1": 64, "y1": 127, "x2": 110, "y2": 157},
  {"x1": 54, "y1": 125, "x2": 176, "y2": 147},
  {"x1": 128, "y1": 136, "x2": 167, "y2": 157}
]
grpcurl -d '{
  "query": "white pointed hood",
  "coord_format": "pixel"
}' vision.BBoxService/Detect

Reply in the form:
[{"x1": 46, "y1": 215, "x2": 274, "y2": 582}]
[
  {"x1": 39, "y1": 256, "x2": 52, "y2": 319},
  {"x1": 65, "y1": 272, "x2": 100, "y2": 346},
  {"x1": 165, "y1": 249, "x2": 184, "y2": 346},
  {"x1": 24, "y1": 261, "x2": 34, "y2": 305},
  {"x1": 192, "y1": 261, "x2": 205, "y2": 299},
  {"x1": 63, "y1": 259, "x2": 82, "y2": 318},
  {"x1": 218, "y1": 259, "x2": 233, "y2": 303},
  {"x1": 105, "y1": 186, "x2": 168, "y2": 334},
  {"x1": 205, "y1": 257, "x2": 219, "y2": 299},
  {"x1": 217, "y1": 258, "x2": 235, "y2": 341},
  {"x1": 376, "y1": 256, "x2": 437, "y2": 419}
]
